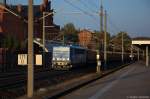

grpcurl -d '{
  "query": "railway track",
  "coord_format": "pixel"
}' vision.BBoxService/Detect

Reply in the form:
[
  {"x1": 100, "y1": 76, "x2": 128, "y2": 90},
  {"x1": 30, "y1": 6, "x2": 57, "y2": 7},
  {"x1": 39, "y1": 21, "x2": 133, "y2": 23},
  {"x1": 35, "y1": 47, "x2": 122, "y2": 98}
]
[
  {"x1": 0, "y1": 66, "x2": 95, "y2": 98},
  {"x1": 0, "y1": 70, "x2": 66, "y2": 89},
  {"x1": 0, "y1": 61, "x2": 134, "y2": 98}
]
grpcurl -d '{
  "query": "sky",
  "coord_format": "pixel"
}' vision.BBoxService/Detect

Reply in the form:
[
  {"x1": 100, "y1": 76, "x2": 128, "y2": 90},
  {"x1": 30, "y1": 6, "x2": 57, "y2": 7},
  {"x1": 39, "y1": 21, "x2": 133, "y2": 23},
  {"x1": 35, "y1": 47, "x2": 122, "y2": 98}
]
[{"x1": 6, "y1": 0, "x2": 150, "y2": 37}]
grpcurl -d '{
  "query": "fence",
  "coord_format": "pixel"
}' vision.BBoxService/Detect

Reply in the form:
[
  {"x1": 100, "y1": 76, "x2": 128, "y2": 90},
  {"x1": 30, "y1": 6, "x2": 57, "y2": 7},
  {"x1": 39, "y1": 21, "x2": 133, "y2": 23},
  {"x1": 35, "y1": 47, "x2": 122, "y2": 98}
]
[
  {"x1": 0, "y1": 48, "x2": 18, "y2": 72},
  {"x1": 0, "y1": 48, "x2": 52, "y2": 73}
]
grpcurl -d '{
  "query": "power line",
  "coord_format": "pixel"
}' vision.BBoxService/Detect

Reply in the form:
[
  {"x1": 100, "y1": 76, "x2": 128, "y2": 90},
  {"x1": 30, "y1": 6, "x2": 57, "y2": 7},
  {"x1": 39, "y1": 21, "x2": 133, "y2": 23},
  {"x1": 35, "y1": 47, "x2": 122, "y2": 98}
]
[
  {"x1": 76, "y1": 0, "x2": 98, "y2": 13},
  {"x1": 107, "y1": 15, "x2": 121, "y2": 35},
  {"x1": 87, "y1": 0, "x2": 99, "y2": 9},
  {"x1": 63, "y1": 0, "x2": 98, "y2": 24}
]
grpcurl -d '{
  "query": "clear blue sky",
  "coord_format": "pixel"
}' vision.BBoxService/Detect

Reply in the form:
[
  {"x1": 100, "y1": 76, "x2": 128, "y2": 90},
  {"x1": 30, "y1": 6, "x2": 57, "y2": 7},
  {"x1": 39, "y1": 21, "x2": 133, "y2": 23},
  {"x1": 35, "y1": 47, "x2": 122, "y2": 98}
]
[{"x1": 8, "y1": 0, "x2": 150, "y2": 37}]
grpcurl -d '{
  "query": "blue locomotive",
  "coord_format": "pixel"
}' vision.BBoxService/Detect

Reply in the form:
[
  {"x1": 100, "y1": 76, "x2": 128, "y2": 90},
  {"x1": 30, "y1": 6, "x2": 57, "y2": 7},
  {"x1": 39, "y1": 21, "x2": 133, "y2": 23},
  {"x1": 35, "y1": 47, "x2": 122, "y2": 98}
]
[{"x1": 52, "y1": 45, "x2": 96, "y2": 70}]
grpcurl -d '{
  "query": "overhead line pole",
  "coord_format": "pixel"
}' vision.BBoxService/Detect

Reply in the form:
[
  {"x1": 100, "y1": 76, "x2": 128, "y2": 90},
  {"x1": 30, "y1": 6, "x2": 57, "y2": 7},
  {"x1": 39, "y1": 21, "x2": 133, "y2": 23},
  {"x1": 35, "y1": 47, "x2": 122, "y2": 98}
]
[
  {"x1": 131, "y1": 44, "x2": 133, "y2": 61},
  {"x1": 43, "y1": 12, "x2": 46, "y2": 68},
  {"x1": 96, "y1": 0, "x2": 103, "y2": 73},
  {"x1": 43, "y1": 12, "x2": 46, "y2": 50},
  {"x1": 137, "y1": 48, "x2": 140, "y2": 61},
  {"x1": 122, "y1": 32, "x2": 124, "y2": 63},
  {"x1": 100, "y1": 0, "x2": 103, "y2": 32},
  {"x1": 146, "y1": 46, "x2": 149, "y2": 67},
  {"x1": 27, "y1": 0, "x2": 34, "y2": 98},
  {"x1": 104, "y1": 10, "x2": 107, "y2": 67}
]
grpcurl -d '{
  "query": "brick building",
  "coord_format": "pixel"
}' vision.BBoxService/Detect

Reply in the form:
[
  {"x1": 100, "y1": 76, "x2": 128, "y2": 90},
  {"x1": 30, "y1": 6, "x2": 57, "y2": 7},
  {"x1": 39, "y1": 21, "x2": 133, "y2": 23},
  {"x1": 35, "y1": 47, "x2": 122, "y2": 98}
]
[
  {"x1": 78, "y1": 29, "x2": 97, "y2": 49},
  {"x1": 0, "y1": 0, "x2": 60, "y2": 47}
]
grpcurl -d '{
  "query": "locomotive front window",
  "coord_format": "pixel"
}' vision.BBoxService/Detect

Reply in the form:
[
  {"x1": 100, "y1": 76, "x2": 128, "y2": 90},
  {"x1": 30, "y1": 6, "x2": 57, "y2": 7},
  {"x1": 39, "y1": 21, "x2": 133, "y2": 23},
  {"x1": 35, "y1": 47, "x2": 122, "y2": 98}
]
[{"x1": 53, "y1": 47, "x2": 70, "y2": 61}]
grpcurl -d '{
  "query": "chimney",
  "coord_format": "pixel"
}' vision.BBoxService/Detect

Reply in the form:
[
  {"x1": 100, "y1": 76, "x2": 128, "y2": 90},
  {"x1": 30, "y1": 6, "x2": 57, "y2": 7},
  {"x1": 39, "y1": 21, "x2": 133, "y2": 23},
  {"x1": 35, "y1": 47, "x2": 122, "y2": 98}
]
[
  {"x1": 43, "y1": 0, "x2": 48, "y2": 8},
  {"x1": 43, "y1": 0, "x2": 48, "y2": 5},
  {"x1": 40, "y1": 4, "x2": 44, "y2": 12},
  {"x1": 17, "y1": 4, "x2": 22, "y2": 13}
]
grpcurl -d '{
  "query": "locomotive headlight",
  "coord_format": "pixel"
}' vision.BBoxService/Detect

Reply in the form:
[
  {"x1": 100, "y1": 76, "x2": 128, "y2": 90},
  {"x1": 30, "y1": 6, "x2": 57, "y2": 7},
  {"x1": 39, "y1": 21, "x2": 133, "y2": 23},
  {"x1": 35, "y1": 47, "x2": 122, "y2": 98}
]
[
  {"x1": 52, "y1": 58, "x2": 55, "y2": 61},
  {"x1": 57, "y1": 58, "x2": 60, "y2": 60},
  {"x1": 66, "y1": 58, "x2": 69, "y2": 61}
]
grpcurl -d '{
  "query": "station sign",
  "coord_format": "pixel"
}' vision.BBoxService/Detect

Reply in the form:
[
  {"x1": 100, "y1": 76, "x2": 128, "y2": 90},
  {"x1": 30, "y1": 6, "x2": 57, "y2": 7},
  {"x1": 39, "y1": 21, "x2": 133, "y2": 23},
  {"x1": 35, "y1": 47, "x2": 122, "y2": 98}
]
[
  {"x1": 18, "y1": 54, "x2": 27, "y2": 65},
  {"x1": 18, "y1": 54, "x2": 42, "y2": 66},
  {"x1": 35, "y1": 54, "x2": 42, "y2": 65}
]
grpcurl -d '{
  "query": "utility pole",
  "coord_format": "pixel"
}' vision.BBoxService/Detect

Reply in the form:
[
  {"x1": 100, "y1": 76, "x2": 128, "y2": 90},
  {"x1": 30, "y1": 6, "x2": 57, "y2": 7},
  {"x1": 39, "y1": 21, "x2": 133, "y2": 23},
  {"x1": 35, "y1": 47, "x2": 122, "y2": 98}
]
[
  {"x1": 27, "y1": 0, "x2": 34, "y2": 98},
  {"x1": 42, "y1": 11, "x2": 55, "y2": 68},
  {"x1": 130, "y1": 44, "x2": 133, "y2": 61},
  {"x1": 43, "y1": 12, "x2": 46, "y2": 52},
  {"x1": 143, "y1": 50, "x2": 145, "y2": 59},
  {"x1": 104, "y1": 10, "x2": 107, "y2": 67},
  {"x1": 122, "y1": 32, "x2": 124, "y2": 63},
  {"x1": 146, "y1": 46, "x2": 149, "y2": 66},
  {"x1": 96, "y1": 0, "x2": 103, "y2": 73},
  {"x1": 43, "y1": 12, "x2": 45, "y2": 68},
  {"x1": 137, "y1": 48, "x2": 140, "y2": 61},
  {"x1": 63, "y1": 32, "x2": 65, "y2": 45},
  {"x1": 100, "y1": 0, "x2": 103, "y2": 32}
]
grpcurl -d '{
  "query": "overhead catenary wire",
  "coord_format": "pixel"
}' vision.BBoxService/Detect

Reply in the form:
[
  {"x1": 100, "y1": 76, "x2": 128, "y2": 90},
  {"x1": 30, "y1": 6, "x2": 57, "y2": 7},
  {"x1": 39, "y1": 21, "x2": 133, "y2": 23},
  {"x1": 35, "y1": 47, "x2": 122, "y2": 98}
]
[
  {"x1": 87, "y1": 0, "x2": 99, "y2": 10},
  {"x1": 63, "y1": 0, "x2": 98, "y2": 24},
  {"x1": 76, "y1": 0, "x2": 98, "y2": 14},
  {"x1": 108, "y1": 16, "x2": 121, "y2": 33},
  {"x1": 0, "y1": 4, "x2": 28, "y2": 23}
]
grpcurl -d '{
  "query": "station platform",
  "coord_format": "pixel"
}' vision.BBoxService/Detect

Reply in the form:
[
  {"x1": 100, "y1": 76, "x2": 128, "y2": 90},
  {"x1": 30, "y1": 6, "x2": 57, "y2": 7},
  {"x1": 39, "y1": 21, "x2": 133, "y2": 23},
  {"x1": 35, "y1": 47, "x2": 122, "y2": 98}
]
[{"x1": 60, "y1": 61, "x2": 150, "y2": 99}]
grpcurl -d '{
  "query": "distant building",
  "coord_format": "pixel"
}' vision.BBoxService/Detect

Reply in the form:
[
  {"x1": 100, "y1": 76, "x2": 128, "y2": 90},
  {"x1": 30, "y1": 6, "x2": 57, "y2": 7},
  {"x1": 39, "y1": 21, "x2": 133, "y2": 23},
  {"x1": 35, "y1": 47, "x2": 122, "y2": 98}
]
[
  {"x1": 0, "y1": 0, "x2": 60, "y2": 46},
  {"x1": 78, "y1": 29, "x2": 97, "y2": 49},
  {"x1": 0, "y1": 7, "x2": 26, "y2": 42},
  {"x1": 0, "y1": 0, "x2": 6, "y2": 5}
]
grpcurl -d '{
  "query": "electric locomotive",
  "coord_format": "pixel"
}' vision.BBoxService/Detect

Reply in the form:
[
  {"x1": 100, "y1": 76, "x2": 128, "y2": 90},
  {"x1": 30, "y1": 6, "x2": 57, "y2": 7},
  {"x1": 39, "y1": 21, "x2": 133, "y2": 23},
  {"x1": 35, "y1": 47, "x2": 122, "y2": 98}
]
[{"x1": 52, "y1": 45, "x2": 87, "y2": 70}]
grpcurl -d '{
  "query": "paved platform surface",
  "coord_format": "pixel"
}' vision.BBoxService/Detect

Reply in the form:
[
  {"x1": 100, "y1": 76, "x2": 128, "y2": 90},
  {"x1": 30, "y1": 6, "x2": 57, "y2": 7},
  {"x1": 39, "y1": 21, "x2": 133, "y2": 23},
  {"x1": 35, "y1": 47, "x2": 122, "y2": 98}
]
[{"x1": 60, "y1": 61, "x2": 150, "y2": 99}]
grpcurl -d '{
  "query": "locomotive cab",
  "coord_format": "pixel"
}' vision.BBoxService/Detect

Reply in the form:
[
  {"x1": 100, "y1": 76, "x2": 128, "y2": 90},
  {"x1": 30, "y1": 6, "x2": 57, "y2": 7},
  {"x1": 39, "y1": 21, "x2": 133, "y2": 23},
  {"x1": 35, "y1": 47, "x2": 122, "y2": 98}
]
[
  {"x1": 52, "y1": 45, "x2": 87, "y2": 70},
  {"x1": 52, "y1": 46, "x2": 72, "y2": 70}
]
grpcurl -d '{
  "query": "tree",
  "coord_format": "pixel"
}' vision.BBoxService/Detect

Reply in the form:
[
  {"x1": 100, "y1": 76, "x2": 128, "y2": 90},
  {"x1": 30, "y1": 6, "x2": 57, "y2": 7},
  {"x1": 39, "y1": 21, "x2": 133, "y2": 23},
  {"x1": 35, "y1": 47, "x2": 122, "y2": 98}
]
[
  {"x1": 3, "y1": 34, "x2": 20, "y2": 50},
  {"x1": 62, "y1": 23, "x2": 76, "y2": 35},
  {"x1": 94, "y1": 30, "x2": 111, "y2": 50},
  {"x1": 61, "y1": 23, "x2": 78, "y2": 43},
  {"x1": 110, "y1": 31, "x2": 131, "y2": 51}
]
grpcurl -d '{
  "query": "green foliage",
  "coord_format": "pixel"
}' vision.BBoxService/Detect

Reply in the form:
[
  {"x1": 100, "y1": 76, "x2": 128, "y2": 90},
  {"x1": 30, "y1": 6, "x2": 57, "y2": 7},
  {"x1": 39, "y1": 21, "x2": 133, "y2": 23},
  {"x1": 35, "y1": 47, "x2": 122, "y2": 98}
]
[
  {"x1": 93, "y1": 31, "x2": 131, "y2": 51},
  {"x1": 62, "y1": 23, "x2": 76, "y2": 35},
  {"x1": 94, "y1": 31, "x2": 111, "y2": 50},
  {"x1": 61, "y1": 23, "x2": 79, "y2": 43},
  {"x1": 110, "y1": 31, "x2": 131, "y2": 51},
  {"x1": 3, "y1": 34, "x2": 20, "y2": 49}
]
